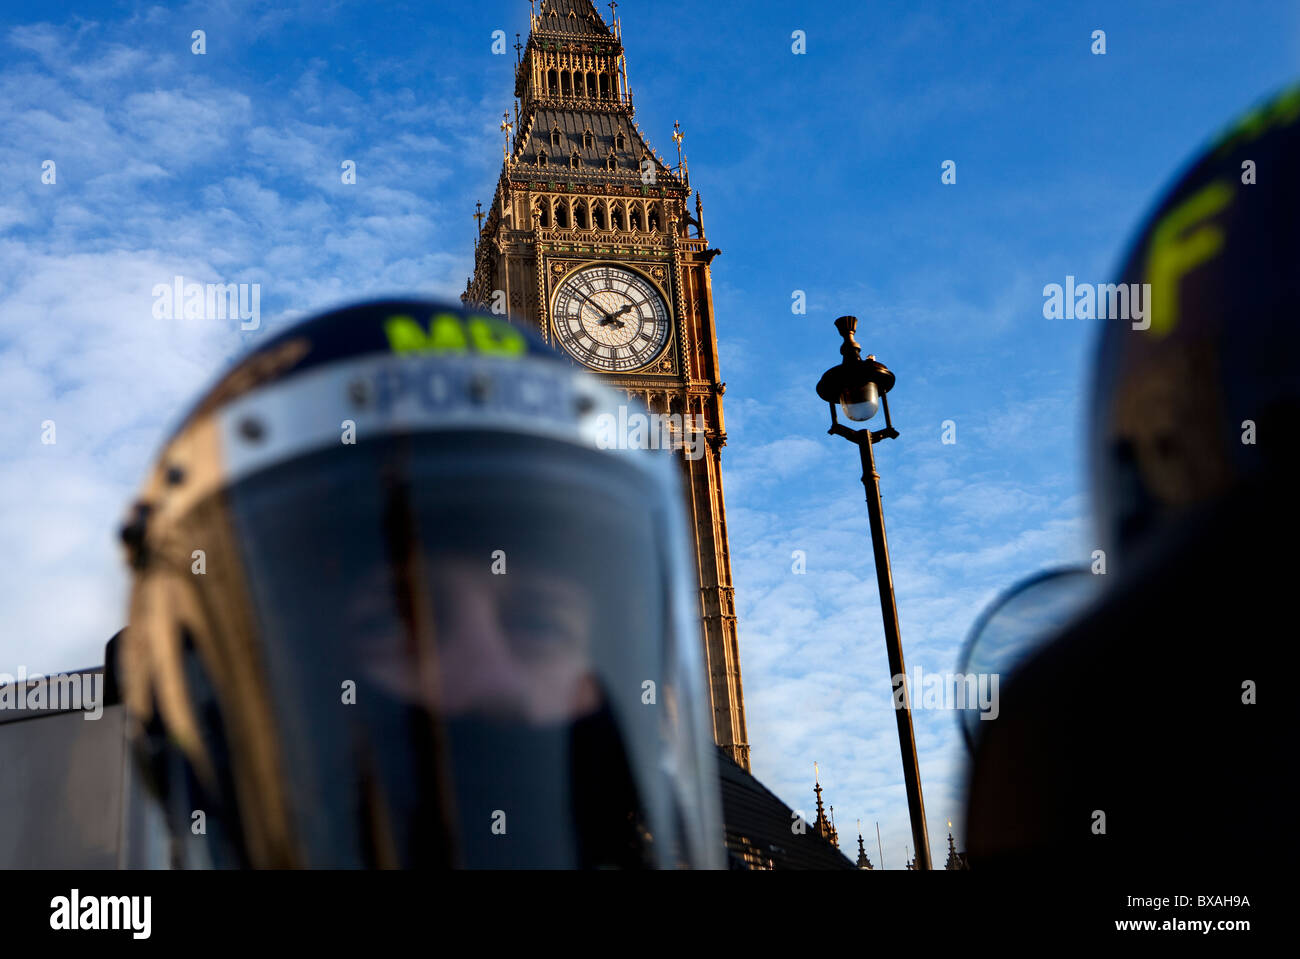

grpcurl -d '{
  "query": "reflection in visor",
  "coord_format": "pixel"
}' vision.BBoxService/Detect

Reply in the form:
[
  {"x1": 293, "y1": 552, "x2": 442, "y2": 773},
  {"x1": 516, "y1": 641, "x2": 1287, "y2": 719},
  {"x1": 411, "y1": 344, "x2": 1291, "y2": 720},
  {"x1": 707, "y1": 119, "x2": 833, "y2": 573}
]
[{"x1": 225, "y1": 433, "x2": 687, "y2": 868}]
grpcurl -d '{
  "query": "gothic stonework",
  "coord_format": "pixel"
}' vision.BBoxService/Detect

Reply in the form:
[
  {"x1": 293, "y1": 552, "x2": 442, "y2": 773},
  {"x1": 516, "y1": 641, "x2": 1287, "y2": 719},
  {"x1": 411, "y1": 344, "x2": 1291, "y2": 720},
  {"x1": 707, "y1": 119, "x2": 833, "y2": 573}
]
[{"x1": 463, "y1": 0, "x2": 750, "y2": 770}]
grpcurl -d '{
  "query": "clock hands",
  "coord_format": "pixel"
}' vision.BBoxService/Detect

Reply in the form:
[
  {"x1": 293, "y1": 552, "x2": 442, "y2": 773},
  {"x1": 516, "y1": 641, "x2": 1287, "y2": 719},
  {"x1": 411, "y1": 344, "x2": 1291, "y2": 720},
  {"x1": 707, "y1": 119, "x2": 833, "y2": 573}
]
[
  {"x1": 575, "y1": 295, "x2": 629, "y2": 330},
  {"x1": 598, "y1": 303, "x2": 636, "y2": 329},
  {"x1": 575, "y1": 293, "x2": 603, "y2": 323}
]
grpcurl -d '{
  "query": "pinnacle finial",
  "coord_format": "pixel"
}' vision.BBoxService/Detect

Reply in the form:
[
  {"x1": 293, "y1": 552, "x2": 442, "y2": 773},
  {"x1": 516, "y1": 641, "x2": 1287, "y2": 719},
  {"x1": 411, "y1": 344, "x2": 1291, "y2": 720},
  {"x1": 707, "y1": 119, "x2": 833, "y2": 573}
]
[
  {"x1": 501, "y1": 112, "x2": 514, "y2": 161},
  {"x1": 856, "y1": 827, "x2": 872, "y2": 869},
  {"x1": 473, "y1": 201, "x2": 486, "y2": 245}
]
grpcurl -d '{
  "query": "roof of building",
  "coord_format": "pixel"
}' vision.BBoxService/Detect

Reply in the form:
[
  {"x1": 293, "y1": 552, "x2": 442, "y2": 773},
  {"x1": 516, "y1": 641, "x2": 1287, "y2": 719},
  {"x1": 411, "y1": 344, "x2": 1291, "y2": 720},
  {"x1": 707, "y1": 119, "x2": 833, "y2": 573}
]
[
  {"x1": 715, "y1": 747, "x2": 856, "y2": 870},
  {"x1": 533, "y1": 0, "x2": 614, "y2": 38},
  {"x1": 512, "y1": 108, "x2": 676, "y2": 186}
]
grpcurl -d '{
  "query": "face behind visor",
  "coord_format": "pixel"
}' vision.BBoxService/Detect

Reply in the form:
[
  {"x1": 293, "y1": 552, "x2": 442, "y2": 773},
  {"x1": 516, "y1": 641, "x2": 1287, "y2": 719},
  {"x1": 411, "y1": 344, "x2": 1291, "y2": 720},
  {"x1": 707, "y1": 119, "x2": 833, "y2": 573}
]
[{"x1": 118, "y1": 300, "x2": 723, "y2": 869}]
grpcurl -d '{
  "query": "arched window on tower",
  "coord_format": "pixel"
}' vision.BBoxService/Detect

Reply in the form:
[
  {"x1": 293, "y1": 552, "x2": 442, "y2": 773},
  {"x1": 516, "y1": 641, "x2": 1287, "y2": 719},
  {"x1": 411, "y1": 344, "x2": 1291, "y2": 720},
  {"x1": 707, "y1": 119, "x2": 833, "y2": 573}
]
[
  {"x1": 550, "y1": 127, "x2": 562, "y2": 149},
  {"x1": 569, "y1": 150, "x2": 581, "y2": 169},
  {"x1": 649, "y1": 203, "x2": 661, "y2": 232},
  {"x1": 561, "y1": 72, "x2": 572, "y2": 97},
  {"x1": 535, "y1": 200, "x2": 550, "y2": 229},
  {"x1": 615, "y1": 130, "x2": 627, "y2": 151},
  {"x1": 537, "y1": 149, "x2": 548, "y2": 168},
  {"x1": 554, "y1": 200, "x2": 569, "y2": 229},
  {"x1": 630, "y1": 205, "x2": 643, "y2": 232},
  {"x1": 575, "y1": 200, "x2": 588, "y2": 230},
  {"x1": 606, "y1": 152, "x2": 617, "y2": 171},
  {"x1": 547, "y1": 69, "x2": 558, "y2": 96},
  {"x1": 586, "y1": 72, "x2": 597, "y2": 98},
  {"x1": 599, "y1": 72, "x2": 610, "y2": 99},
  {"x1": 611, "y1": 204, "x2": 624, "y2": 231},
  {"x1": 583, "y1": 128, "x2": 595, "y2": 150},
  {"x1": 593, "y1": 202, "x2": 606, "y2": 230}
]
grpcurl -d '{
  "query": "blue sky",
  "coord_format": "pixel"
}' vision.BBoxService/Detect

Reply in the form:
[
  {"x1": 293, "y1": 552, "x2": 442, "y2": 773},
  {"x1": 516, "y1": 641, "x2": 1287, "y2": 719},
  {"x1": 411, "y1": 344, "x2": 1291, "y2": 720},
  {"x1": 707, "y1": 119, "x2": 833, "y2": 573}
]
[{"x1": 2, "y1": 0, "x2": 1296, "y2": 867}]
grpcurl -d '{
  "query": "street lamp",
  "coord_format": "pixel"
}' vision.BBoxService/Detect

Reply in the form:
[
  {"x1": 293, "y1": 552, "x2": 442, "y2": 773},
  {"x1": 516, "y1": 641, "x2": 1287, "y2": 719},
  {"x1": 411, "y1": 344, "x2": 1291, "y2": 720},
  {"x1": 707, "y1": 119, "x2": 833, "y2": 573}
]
[{"x1": 815, "y1": 315, "x2": 933, "y2": 871}]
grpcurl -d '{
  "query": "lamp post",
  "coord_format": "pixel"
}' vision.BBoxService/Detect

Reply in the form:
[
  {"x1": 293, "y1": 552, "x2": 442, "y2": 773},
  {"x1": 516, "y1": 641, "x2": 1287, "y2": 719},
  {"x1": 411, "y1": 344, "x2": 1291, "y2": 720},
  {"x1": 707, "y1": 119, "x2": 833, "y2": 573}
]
[{"x1": 815, "y1": 315, "x2": 932, "y2": 871}]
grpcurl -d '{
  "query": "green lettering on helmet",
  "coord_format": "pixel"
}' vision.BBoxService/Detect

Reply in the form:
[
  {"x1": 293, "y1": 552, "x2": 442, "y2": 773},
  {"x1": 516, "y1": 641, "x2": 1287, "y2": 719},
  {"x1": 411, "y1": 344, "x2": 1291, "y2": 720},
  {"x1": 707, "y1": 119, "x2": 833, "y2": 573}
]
[
  {"x1": 1213, "y1": 84, "x2": 1300, "y2": 157},
  {"x1": 467, "y1": 315, "x2": 526, "y2": 356},
  {"x1": 1143, "y1": 180, "x2": 1233, "y2": 337},
  {"x1": 384, "y1": 315, "x2": 429, "y2": 354},
  {"x1": 384, "y1": 314, "x2": 491, "y2": 356},
  {"x1": 428, "y1": 313, "x2": 470, "y2": 353}
]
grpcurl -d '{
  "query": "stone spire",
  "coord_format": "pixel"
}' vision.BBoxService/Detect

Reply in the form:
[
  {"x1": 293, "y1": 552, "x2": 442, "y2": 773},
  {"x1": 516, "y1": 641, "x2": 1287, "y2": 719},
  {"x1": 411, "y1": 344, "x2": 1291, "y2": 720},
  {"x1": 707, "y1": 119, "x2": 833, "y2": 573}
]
[
  {"x1": 944, "y1": 828, "x2": 968, "y2": 870},
  {"x1": 856, "y1": 821, "x2": 873, "y2": 870},
  {"x1": 811, "y1": 762, "x2": 840, "y2": 849}
]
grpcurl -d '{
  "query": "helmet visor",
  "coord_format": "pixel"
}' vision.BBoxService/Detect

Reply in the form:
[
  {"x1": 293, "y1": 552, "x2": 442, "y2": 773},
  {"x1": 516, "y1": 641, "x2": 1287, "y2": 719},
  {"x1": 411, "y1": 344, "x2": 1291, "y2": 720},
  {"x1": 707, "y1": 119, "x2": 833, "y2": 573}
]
[{"x1": 216, "y1": 431, "x2": 711, "y2": 868}]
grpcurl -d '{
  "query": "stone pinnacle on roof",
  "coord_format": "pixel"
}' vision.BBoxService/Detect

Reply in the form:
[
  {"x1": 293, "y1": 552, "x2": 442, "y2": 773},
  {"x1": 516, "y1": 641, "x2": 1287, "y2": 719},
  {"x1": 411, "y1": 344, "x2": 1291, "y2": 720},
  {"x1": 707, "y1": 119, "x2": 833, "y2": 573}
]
[
  {"x1": 944, "y1": 828, "x2": 968, "y2": 870},
  {"x1": 811, "y1": 762, "x2": 840, "y2": 849},
  {"x1": 856, "y1": 821, "x2": 874, "y2": 870}
]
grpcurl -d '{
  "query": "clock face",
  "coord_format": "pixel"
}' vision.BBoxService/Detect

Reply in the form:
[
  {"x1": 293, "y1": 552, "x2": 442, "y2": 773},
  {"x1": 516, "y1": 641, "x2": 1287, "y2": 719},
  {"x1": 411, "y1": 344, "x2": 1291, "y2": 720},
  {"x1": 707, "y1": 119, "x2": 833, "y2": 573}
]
[{"x1": 552, "y1": 265, "x2": 671, "y2": 373}]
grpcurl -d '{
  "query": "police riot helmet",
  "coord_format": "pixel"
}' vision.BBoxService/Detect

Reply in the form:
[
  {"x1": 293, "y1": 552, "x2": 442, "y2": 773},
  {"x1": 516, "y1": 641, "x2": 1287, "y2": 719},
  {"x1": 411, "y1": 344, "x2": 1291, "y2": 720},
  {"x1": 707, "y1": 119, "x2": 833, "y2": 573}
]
[
  {"x1": 1090, "y1": 83, "x2": 1300, "y2": 568},
  {"x1": 963, "y1": 86, "x2": 1299, "y2": 870},
  {"x1": 117, "y1": 299, "x2": 723, "y2": 868}
]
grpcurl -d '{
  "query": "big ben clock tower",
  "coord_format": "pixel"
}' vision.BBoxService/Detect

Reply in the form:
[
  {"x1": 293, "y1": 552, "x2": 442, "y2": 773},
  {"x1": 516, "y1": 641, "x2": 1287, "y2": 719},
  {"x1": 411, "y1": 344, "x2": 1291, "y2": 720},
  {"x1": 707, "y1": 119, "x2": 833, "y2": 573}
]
[{"x1": 464, "y1": 0, "x2": 750, "y2": 770}]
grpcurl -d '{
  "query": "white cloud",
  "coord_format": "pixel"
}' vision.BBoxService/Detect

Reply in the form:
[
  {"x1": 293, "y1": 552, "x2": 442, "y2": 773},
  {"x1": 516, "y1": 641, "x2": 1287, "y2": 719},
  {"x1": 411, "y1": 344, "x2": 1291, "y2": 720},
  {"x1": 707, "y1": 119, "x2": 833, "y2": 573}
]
[{"x1": 0, "y1": 14, "x2": 481, "y2": 675}]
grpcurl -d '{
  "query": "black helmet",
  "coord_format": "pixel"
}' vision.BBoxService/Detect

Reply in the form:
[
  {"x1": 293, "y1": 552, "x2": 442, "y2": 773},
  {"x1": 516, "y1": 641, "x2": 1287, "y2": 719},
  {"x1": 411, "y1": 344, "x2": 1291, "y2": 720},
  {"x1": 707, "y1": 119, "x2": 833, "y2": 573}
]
[
  {"x1": 117, "y1": 299, "x2": 723, "y2": 868},
  {"x1": 1091, "y1": 83, "x2": 1300, "y2": 568},
  {"x1": 963, "y1": 86, "x2": 1298, "y2": 871}
]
